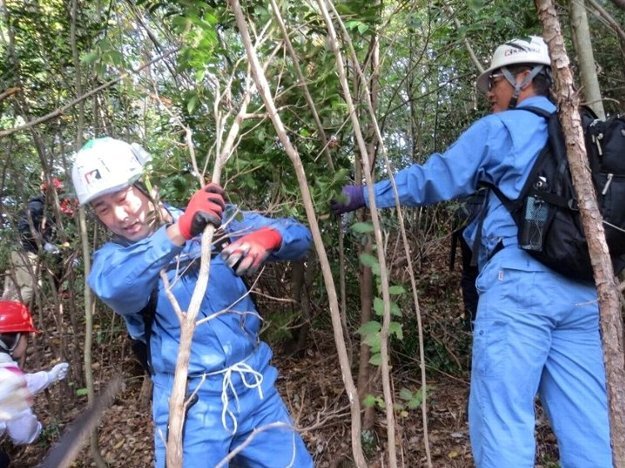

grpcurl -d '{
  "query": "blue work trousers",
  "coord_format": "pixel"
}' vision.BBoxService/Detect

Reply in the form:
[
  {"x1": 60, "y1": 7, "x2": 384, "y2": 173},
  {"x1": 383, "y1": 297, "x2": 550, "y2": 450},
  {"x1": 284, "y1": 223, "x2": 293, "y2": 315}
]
[
  {"x1": 152, "y1": 369, "x2": 313, "y2": 467},
  {"x1": 469, "y1": 250, "x2": 612, "y2": 468}
]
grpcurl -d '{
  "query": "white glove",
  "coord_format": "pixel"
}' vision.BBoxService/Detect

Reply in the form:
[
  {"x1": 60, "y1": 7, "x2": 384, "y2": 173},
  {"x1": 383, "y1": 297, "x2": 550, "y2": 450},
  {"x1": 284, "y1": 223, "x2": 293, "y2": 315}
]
[
  {"x1": 43, "y1": 242, "x2": 60, "y2": 254},
  {"x1": 47, "y1": 362, "x2": 69, "y2": 384}
]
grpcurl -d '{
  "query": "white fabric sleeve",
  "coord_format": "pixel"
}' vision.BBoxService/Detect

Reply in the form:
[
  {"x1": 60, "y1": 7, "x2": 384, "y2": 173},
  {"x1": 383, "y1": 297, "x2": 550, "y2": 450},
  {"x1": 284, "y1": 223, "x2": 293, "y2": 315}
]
[
  {"x1": 5, "y1": 408, "x2": 42, "y2": 444},
  {"x1": 24, "y1": 370, "x2": 51, "y2": 395}
]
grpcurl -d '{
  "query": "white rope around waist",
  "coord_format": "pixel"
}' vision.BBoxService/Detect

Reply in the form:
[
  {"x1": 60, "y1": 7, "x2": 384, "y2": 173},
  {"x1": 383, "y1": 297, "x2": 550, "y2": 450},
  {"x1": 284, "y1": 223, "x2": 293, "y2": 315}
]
[{"x1": 205, "y1": 361, "x2": 264, "y2": 434}]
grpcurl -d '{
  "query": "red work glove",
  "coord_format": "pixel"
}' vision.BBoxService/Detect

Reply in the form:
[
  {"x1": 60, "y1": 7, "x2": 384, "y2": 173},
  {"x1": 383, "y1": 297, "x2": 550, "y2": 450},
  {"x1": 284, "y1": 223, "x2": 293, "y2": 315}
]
[
  {"x1": 220, "y1": 227, "x2": 282, "y2": 276},
  {"x1": 177, "y1": 184, "x2": 226, "y2": 240}
]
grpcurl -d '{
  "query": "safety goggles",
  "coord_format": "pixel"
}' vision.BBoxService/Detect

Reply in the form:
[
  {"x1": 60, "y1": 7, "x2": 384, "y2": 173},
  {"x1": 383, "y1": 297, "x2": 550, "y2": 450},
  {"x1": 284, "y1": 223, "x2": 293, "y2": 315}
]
[{"x1": 487, "y1": 72, "x2": 506, "y2": 91}]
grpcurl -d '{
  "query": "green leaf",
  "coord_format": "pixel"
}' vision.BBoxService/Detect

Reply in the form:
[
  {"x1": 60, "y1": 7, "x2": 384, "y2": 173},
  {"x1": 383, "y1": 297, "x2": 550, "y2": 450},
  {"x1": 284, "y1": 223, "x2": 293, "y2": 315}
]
[
  {"x1": 399, "y1": 387, "x2": 423, "y2": 409},
  {"x1": 108, "y1": 50, "x2": 124, "y2": 66},
  {"x1": 389, "y1": 285, "x2": 405, "y2": 295},
  {"x1": 369, "y1": 353, "x2": 382, "y2": 366},
  {"x1": 358, "y1": 320, "x2": 381, "y2": 335},
  {"x1": 374, "y1": 298, "x2": 401, "y2": 317},
  {"x1": 373, "y1": 297, "x2": 384, "y2": 316},
  {"x1": 187, "y1": 95, "x2": 198, "y2": 114},
  {"x1": 363, "y1": 394, "x2": 378, "y2": 408},
  {"x1": 363, "y1": 332, "x2": 380, "y2": 351},
  {"x1": 351, "y1": 222, "x2": 374, "y2": 234},
  {"x1": 80, "y1": 51, "x2": 99, "y2": 64},
  {"x1": 76, "y1": 388, "x2": 88, "y2": 397},
  {"x1": 407, "y1": 390, "x2": 424, "y2": 409},
  {"x1": 359, "y1": 253, "x2": 378, "y2": 269},
  {"x1": 399, "y1": 387, "x2": 413, "y2": 401},
  {"x1": 389, "y1": 321, "x2": 403, "y2": 340}
]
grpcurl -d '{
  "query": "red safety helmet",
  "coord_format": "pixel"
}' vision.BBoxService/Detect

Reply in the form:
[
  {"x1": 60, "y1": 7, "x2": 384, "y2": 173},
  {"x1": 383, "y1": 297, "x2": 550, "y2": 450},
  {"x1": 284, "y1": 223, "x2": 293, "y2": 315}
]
[
  {"x1": 59, "y1": 198, "x2": 77, "y2": 216},
  {"x1": 41, "y1": 177, "x2": 64, "y2": 192},
  {"x1": 0, "y1": 301, "x2": 38, "y2": 334}
]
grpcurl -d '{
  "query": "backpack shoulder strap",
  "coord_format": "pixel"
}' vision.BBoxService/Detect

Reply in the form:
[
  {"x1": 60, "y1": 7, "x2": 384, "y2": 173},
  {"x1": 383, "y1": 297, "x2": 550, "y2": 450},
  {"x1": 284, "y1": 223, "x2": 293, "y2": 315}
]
[{"x1": 514, "y1": 105, "x2": 554, "y2": 119}]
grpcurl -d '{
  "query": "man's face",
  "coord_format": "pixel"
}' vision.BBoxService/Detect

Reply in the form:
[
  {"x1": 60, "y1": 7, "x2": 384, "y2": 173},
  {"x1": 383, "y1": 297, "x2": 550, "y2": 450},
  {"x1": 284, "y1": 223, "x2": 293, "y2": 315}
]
[
  {"x1": 487, "y1": 68, "x2": 533, "y2": 113},
  {"x1": 486, "y1": 70, "x2": 513, "y2": 113},
  {"x1": 91, "y1": 186, "x2": 154, "y2": 242}
]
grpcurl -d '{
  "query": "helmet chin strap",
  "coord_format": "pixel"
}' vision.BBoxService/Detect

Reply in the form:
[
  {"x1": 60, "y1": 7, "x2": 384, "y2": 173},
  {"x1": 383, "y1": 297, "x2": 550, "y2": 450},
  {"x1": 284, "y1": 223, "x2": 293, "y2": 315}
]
[
  {"x1": 0, "y1": 333, "x2": 21, "y2": 354},
  {"x1": 502, "y1": 65, "x2": 545, "y2": 109}
]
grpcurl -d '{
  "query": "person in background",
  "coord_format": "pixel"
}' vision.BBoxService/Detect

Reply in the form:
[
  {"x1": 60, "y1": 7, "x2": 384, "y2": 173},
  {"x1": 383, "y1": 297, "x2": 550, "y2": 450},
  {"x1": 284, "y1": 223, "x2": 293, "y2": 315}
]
[
  {"x1": 0, "y1": 300, "x2": 68, "y2": 467},
  {"x1": 71, "y1": 137, "x2": 314, "y2": 467},
  {"x1": 331, "y1": 36, "x2": 611, "y2": 467},
  {"x1": 2, "y1": 178, "x2": 75, "y2": 306}
]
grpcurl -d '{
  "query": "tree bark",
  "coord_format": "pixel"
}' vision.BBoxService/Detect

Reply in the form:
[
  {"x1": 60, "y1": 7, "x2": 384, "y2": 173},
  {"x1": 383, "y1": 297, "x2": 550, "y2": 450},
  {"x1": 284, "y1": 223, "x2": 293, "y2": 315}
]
[{"x1": 536, "y1": 2, "x2": 625, "y2": 466}]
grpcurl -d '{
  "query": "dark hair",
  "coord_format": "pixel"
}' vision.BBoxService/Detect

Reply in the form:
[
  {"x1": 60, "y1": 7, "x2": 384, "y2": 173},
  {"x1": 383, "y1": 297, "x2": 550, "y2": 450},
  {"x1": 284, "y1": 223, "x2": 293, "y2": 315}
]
[{"x1": 506, "y1": 63, "x2": 552, "y2": 97}]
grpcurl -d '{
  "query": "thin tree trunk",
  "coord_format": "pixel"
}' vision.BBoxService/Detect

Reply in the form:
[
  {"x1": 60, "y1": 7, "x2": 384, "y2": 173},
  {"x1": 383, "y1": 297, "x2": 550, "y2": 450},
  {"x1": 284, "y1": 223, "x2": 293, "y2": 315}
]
[
  {"x1": 78, "y1": 210, "x2": 106, "y2": 468},
  {"x1": 357, "y1": 242, "x2": 375, "y2": 431},
  {"x1": 290, "y1": 261, "x2": 311, "y2": 355},
  {"x1": 569, "y1": 0, "x2": 605, "y2": 118},
  {"x1": 67, "y1": 0, "x2": 106, "y2": 463},
  {"x1": 536, "y1": 3, "x2": 625, "y2": 466},
  {"x1": 228, "y1": 1, "x2": 367, "y2": 465},
  {"x1": 318, "y1": 1, "x2": 398, "y2": 465},
  {"x1": 327, "y1": 2, "x2": 433, "y2": 464},
  {"x1": 165, "y1": 80, "x2": 254, "y2": 467},
  {"x1": 359, "y1": 26, "x2": 381, "y2": 434}
]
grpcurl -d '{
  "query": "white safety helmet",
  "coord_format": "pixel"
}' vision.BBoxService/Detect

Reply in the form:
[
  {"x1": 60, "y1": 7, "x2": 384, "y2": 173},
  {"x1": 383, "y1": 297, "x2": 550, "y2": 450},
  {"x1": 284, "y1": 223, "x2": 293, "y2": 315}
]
[
  {"x1": 71, "y1": 137, "x2": 152, "y2": 206},
  {"x1": 476, "y1": 36, "x2": 551, "y2": 93}
]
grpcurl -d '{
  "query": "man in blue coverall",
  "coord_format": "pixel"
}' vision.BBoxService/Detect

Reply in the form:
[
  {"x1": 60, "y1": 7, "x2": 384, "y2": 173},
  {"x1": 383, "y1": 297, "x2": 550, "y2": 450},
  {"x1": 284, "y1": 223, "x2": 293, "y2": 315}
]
[
  {"x1": 71, "y1": 137, "x2": 314, "y2": 467},
  {"x1": 332, "y1": 36, "x2": 612, "y2": 467}
]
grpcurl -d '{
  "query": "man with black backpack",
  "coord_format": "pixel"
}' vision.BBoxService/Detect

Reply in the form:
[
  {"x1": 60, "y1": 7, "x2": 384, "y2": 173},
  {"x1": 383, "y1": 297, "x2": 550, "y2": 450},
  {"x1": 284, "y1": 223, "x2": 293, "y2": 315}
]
[{"x1": 331, "y1": 36, "x2": 612, "y2": 467}]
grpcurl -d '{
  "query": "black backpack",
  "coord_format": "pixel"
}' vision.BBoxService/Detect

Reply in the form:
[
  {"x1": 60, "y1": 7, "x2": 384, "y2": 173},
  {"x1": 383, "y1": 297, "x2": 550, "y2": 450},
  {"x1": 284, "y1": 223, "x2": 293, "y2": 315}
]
[{"x1": 489, "y1": 106, "x2": 625, "y2": 282}]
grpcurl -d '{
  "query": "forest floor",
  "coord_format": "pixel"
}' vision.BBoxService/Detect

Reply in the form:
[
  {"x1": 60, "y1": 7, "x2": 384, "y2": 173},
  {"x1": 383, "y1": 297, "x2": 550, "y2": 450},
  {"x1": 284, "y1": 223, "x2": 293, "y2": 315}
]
[
  {"x1": 3, "y1": 241, "x2": 560, "y2": 467},
  {"x1": 8, "y1": 341, "x2": 480, "y2": 467},
  {"x1": 5, "y1": 332, "x2": 560, "y2": 468}
]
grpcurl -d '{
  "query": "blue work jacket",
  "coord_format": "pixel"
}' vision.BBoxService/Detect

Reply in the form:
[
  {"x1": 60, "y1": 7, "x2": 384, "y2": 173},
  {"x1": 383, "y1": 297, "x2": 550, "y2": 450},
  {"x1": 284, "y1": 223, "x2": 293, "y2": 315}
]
[
  {"x1": 365, "y1": 95, "x2": 556, "y2": 268},
  {"x1": 88, "y1": 205, "x2": 312, "y2": 380}
]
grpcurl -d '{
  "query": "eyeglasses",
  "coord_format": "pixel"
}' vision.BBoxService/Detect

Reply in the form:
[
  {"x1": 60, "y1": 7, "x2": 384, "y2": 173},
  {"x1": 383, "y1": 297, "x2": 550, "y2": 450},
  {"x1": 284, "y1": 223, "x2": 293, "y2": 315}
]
[{"x1": 487, "y1": 72, "x2": 505, "y2": 91}]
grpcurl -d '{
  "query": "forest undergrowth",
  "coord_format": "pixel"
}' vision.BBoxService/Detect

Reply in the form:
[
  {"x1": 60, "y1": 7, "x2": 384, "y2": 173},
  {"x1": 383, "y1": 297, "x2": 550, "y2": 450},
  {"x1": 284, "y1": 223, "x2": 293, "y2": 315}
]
[{"x1": 2, "y1": 243, "x2": 559, "y2": 468}]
